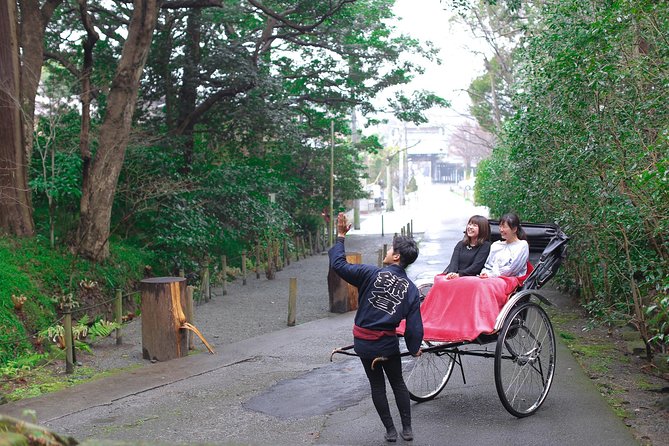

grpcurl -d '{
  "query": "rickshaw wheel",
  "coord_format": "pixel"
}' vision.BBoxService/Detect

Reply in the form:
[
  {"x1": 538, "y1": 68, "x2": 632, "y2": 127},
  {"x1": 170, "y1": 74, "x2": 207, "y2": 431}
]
[
  {"x1": 402, "y1": 340, "x2": 455, "y2": 402},
  {"x1": 494, "y1": 302, "x2": 556, "y2": 417}
]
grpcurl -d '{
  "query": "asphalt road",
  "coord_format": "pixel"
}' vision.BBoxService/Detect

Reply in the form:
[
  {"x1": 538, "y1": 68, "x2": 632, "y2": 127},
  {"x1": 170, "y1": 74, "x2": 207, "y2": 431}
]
[{"x1": 0, "y1": 183, "x2": 639, "y2": 445}]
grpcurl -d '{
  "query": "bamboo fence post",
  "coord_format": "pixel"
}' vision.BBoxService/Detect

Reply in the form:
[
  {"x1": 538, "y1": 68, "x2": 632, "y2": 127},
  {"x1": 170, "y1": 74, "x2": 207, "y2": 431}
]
[
  {"x1": 115, "y1": 289, "x2": 123, "y2": 345},
  {"x1": 186, "y1": 285, "x2": 195, "y2": 350},
  {"x1": 255, "y1": 243, "x2": 261, "y2": 279},
  {"x1": 241, "y1": 250, "x2": 248, "y2": 285},
  {"x1": 64, "y1": 311, "x2": 74, "y2": 374},
  {"x1": 221, "y1": 255, "x2": 228, "y2": 295},
  {"x1": 287, "y1": 278, "x2": 297, "y2": 326}
]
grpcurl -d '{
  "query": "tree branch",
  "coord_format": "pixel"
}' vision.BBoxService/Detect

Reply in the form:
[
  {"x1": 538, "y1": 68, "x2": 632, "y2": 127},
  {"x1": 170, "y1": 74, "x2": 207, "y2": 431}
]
[{"x1": 246, "y1": 0, "x2": 355, "y2": 33}]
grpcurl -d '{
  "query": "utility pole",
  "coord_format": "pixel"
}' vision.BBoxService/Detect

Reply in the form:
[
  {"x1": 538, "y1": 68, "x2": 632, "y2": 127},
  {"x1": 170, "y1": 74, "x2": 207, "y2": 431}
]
[
  {"x1": 399, "y1": 125, "x2": 407, "y2": 206},
  {"x1": 351, "y1": 108, "x2": 361, "y2": 229},
  {"x1": 329, "y1": 120, "x2": 334, "y2": 246}
]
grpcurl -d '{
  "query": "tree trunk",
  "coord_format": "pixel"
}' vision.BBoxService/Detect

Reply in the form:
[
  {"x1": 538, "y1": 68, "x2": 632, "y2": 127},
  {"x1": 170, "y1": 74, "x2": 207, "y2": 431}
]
[
  {"x1": 76, "y1": 0, "x2": 162, "y2": 261},
  {"x1": 176, "y1": 8, "x2": 202, "y2": 171},
  {"x1": 78, "y1": 0, "x2": 98, "y2": 232},
  {"x1": 0, "y1": 0, "x2": 61, "y2": 236},
  {"x1": 0, "y1": 0, "x2": 34, "y2": 236}
]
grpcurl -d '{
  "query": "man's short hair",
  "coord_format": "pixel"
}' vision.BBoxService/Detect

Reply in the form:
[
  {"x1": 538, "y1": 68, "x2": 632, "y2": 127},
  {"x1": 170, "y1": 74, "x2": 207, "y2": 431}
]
[{"x1": 393, "y1": 236, "x2": 418, "y2": 269}]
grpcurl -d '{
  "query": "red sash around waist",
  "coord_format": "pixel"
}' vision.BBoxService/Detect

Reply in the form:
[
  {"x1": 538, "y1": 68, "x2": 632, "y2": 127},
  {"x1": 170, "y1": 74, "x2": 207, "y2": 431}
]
[{"x1": 353, "y1": 324, "x2": 397, "y2": 340}]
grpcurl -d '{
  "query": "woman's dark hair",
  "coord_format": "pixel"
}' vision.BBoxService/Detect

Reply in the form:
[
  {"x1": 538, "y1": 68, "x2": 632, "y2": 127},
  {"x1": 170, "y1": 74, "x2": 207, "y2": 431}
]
[
  {"x1": 392, "y1": 235, "x2": 419, "y2": 269},
  {"x1": 499, "y1": 213, "x2": 527, "y2": 240},
  {"x1": 461, "y1": 215, "x2": 491, "y2": 246}
]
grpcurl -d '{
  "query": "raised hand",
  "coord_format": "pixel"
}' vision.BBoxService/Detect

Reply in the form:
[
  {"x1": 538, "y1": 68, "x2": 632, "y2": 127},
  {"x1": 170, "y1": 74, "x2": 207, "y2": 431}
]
[{"x1": 336, "y1": 212, "x2": 352, "y2": 237}]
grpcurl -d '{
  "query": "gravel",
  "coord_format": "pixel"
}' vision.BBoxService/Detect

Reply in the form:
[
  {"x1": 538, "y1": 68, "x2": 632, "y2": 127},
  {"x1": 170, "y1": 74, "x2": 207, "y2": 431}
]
[{"x1": 84, "y1": 233, "x2": 392, "y2": 373}]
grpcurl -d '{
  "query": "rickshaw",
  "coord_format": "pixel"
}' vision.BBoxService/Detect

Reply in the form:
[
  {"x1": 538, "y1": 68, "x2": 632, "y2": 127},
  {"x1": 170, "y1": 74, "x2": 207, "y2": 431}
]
[{"x1": 331, "y1": 222, "x2": 569, "y2": 418}]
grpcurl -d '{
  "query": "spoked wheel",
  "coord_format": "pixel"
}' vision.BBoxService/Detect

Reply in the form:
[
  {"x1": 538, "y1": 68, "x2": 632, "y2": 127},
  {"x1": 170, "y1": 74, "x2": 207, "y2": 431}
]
[
  {"x1": 402, "y1": 340, "x2": 455, "y2": 402},
  {"x1": 494, "y1": 302, "x2": 556, "y2": 417}
]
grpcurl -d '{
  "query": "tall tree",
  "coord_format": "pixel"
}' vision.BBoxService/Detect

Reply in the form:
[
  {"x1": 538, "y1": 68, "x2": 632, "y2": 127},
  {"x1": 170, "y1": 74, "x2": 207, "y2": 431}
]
[
  {"x1": 0, "y1": 0, "x2": 32, "y2": 236},
  {"x1": 0, "y1": 0, "x2": 63, "y2": 236},
  {"x1": 76, "y1": 0, "x2": 163, "y2": 260}
]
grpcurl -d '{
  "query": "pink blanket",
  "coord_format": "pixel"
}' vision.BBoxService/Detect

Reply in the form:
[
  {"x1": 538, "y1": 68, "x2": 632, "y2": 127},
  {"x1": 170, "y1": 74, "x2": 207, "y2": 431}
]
[{"x1": 399, "y1": 275, "x2": 520, "y2": 342}]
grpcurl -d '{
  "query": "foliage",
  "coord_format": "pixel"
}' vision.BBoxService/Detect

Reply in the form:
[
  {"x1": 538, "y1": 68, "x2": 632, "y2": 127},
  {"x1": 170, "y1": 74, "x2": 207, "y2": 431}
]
[
  {"x1": 37, "y1": 315, "x2": 121, "y2": 349},
  {"x1": 0, "y1": 236, "x2": 154, "y2": 367},
  {"x1": 476, "y1": 0, "x2": 669, "y2": 355}
]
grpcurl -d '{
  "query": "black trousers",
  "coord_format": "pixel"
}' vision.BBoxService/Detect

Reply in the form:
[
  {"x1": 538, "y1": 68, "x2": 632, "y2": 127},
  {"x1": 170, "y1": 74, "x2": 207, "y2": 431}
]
[{"x1": 360, "y1": 355, "x2": 411, "y2": 430}]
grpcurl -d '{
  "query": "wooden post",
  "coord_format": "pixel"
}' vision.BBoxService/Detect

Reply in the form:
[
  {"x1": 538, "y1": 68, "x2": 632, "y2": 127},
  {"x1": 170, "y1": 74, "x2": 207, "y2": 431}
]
[
  {"x1": 64, "y1": 311, "x2": 74, "y2": 374},
  {"x1": 178, "y1": 268, "x2": 185, "y2": 278},
  {"x1": 186, "y1": 285, "x2": 195, "y2": 350},
  {"x1": 221, "y1": 255, "x2": 228, "y2": 295},
  {"x1": 410, "y1": 219, "x2": 414, "y2": 238},
  {"x1": 255, "y1": 243, "x2": 261, "y2": 279},
  {"x1": 140, "y1": 277, "x2": 188, "y2": 361},
  {"x1": 377, "y1": 249, "x2": 383, "y2": 268},
  {"x1": 115, "y1": 289, "x2": 123, "y2": 345},
  {"x1": 307, "y1": 232, "x2": 314, "y2": 255},
  {"x1": 274, "y1": 240, "x2": 282, "y2": 271},
  {"x1": 328, "y1": 252, "x2": 361, "y2": 313},
  {"x1": 283, "y1": 238, "x2": 290, "y2": 266},
  {"x1": 287, "y1": 278, "x2": 297, "y2": 326},
  {"x1": 202, "y1": 260, "x2": 210, "y2": 301},
  {"x1": 381, "y1": 214, "x2": 384, "y2": 237},
  {"x1": 383, "y1": 243, "x2": 388, "y2": 259},
  {"x1": 241, "y1": 250, "x2": 247, "y2": 285},
  {"x1": 266, "y1": 242, "x2": 275, "y2": 280}
]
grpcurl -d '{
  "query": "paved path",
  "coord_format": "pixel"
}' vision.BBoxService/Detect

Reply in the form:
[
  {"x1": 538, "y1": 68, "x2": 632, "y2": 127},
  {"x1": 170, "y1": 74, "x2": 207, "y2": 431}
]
[{"x1": 0, "y1": 184, "x2": 639, "y2": 445}]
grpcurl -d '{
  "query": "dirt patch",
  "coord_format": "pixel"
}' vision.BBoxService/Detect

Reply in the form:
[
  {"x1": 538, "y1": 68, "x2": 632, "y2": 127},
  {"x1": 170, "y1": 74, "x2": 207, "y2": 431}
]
[{"x1": 548, "y1": 291, "x2": 669, "y2": 446}]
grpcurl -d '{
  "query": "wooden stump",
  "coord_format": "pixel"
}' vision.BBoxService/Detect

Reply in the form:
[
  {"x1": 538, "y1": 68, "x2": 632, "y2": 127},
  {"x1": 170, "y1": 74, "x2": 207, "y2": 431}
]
[
  {"x1": 328, "y1": 252, "x2": 361, "y2": 313},
  {"x1": 140, "y1": 277, "x2": 188, "y2": 361}
]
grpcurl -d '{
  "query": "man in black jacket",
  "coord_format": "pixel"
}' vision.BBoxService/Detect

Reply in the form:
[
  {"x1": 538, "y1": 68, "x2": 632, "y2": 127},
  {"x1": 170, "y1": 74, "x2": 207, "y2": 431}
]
[{"x1": 329, "y1": 212, "x2": 423, "y2": 442}]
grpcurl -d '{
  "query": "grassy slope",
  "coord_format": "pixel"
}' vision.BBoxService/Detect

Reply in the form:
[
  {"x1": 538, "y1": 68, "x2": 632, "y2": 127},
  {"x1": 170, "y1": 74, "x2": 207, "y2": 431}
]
[{"x1": 0, "y1": 235, "x2": 157, "y2": 367}]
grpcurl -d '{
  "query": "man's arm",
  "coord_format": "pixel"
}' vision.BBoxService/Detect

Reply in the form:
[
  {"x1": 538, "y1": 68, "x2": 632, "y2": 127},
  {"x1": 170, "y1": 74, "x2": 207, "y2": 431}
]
[
  {"x1": 328, "y1": 213, "x2": 374, "y2": 287},
  {"x1": 403, "y1": 291, "x2": 424, "y2": 356}
]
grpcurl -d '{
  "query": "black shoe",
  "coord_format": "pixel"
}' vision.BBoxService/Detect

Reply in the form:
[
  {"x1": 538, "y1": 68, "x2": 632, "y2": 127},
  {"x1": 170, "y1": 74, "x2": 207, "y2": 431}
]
[
  {"x1": 400, "y1": 427, "x2": 413, "y2": 441},
  {"x1": 384, "y1": 426, "x2": 398, "y2": 442}
]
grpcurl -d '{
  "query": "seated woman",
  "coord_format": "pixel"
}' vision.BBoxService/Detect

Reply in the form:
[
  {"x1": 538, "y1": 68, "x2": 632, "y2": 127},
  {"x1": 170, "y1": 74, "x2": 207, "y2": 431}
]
[
  {"x1": 443, "y1": 215, "x2": 491, "y2": 279},
  {"x1": 403, "y1": 213, "x2": 531, "y2": 342},
  {"x1": 480, "y1": 212, "x2": 529, "y2": 278}
]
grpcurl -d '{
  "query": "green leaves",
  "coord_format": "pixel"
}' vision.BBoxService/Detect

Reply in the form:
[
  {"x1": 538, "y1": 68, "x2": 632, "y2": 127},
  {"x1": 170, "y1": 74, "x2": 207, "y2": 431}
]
[
  {"x1": 476, "y1": 0, "x2": 669, "y2": 353},
  {"x1": 388, "y1": 90, "x2": 450, "y2": 126}
]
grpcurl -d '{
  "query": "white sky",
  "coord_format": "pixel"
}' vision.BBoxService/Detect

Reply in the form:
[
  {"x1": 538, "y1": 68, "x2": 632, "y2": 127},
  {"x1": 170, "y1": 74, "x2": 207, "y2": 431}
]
[
  {"x1": 392, "y1": 0, "x2": 487, "y2": 113},
  {"x1": 366, "y1": 0, "x2": 491, "y2": 139}
]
